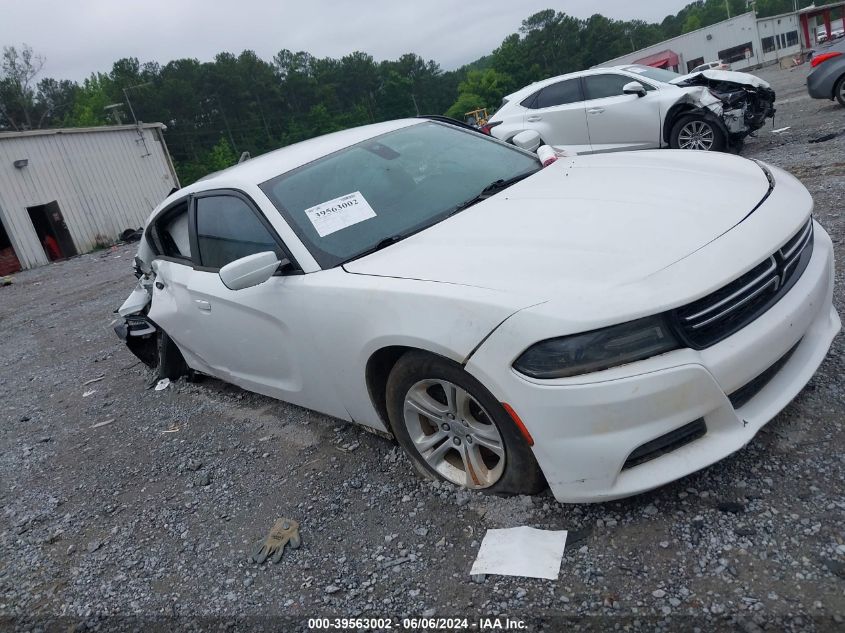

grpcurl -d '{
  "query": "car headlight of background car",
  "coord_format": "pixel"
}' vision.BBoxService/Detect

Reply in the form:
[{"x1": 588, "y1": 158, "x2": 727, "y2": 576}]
[{"x1": 513, "y1": 315, "x2": 680, "y2": 379}]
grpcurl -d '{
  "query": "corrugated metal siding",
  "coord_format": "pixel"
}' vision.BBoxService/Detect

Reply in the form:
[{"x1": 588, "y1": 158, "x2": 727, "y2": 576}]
[{"x1": 0, "y1": 125, "x2": 177, "y2": 269}]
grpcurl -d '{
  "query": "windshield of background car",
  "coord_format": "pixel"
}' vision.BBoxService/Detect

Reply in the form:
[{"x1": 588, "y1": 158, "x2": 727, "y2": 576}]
[
  {"x1": 260, "y1": 122, "x2": 540, "y2": 268},
  {"x1": 621, "y1": 65, "x2": 681, "y2": 83}
]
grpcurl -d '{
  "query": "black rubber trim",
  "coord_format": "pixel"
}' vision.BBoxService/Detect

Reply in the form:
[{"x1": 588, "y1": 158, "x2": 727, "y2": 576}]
[
  {"x1": 622, "y1": 418, "x2": 707, "y2": 470},
  {"x1": 728, "y1": 340, "x2": 801, "y2": 410}
]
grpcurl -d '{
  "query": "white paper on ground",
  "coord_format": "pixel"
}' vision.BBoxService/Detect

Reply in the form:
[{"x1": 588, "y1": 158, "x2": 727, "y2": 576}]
[
  {"x1": 469, "y1": 526, "x2": 568, "y2": 580},
  {"x1": 304, "y1": 191, "x2": 376, "y2": 237}
]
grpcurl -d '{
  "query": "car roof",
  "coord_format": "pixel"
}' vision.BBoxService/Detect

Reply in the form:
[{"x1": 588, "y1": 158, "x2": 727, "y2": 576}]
[
  {"x1": 503, "y1": 66, "x2": 650, "y2": 102},
  {"x1": 177, "y1": 118, "x2": 422, "y2": 196}
]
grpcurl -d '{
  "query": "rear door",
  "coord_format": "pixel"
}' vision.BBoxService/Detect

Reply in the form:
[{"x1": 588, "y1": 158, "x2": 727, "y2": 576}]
[
  {"x1": 521, "y1": 78, "x2": 590, "y2": 153},
  {"x1": 582, "y1": 73, "x2": 662, "y2": 153}
]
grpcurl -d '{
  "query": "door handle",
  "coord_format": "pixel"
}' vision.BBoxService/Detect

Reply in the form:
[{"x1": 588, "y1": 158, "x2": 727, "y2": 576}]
[
  {"x1": 587, "y1": 108, "x2": 605, "y2": 114},
  {"x1": 526, "y1": 115, "x2": 542, "y2": 122},
  {"x1": 194, "y1": 299, "x2": 211, "y2": 312}
]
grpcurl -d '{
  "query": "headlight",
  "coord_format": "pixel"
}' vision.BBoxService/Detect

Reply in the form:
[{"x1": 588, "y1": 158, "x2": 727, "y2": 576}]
[{"x1": 513, "y1": 315, "x2": 680, "y2": 379}]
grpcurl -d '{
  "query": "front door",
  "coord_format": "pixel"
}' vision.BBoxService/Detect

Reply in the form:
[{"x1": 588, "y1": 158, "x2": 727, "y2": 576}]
[
  {"x1": 27, "y1": 201, "x2": 78, "y2": 260},
  {"x1": 582, "y1": 73, "x2": 662, "y2": 153},
  {"x1": 148, "y1": 191, "x2": 349, "y2": 420}
]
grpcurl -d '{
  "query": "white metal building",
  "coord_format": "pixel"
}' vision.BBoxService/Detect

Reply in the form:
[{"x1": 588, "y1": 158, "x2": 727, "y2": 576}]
[
  {"x1": 599, "y1": 11, "x2": 804, "y2": 74},
  {"x1": 0, "y1": 123, "x2": 179, "y2": 273}
]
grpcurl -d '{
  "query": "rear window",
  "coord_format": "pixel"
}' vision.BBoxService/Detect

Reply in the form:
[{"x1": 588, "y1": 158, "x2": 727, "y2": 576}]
[{"x1": 533, "y1": 79, "x2": 584, "y2": 109}]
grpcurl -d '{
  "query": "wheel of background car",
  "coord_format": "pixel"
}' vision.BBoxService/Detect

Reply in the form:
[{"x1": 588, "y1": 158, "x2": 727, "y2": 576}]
[
  {"x1": 670, "y1": 115, "x2": 726, "y2": 152},
  {"x1": 836, "y1": 75, "x2": 845, "y2": 107},
  {"x1": 385, "y1": 351, "x2": 546, "y2": 495}
]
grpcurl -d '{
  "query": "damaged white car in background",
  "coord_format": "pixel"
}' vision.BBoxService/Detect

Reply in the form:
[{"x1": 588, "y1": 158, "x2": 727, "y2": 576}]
[
  {"x1": 115, "y1": 119, "x2": 838, "y2": 503},
  {"x1": 485, "y1": 65, "x2": 776, "y2": 153}
]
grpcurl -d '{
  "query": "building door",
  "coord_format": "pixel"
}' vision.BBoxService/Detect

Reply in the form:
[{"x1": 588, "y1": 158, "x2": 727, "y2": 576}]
[
  {"x1": 27, "y1": 201, "x2": 78, "y2": 261},
  {"x1": 0, "y1": 213, "x2": 22, "y2": 275}
]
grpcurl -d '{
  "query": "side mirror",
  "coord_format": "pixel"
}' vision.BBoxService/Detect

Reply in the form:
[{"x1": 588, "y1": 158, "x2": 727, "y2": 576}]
[
  {"x1": 623, "y1": 81, "x2": 647, "y2": 97},
  {"x1": 511, "y1": 130, "x2": 542, "y2": 152},
  {"x1": 218, "y1": 251, "x2": 281, "y2": 290}
]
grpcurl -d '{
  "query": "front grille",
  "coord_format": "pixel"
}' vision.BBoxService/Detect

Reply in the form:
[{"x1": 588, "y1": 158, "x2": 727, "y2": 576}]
[
  {"x1": 728, "y1": 340, "x2": 800, "y2": 409},
  {"x1": 674, "y1": 218, "x2": 814, "y2": 349},
  {"x1": 622, "y1": 419, "x2": 707, "y2": 470}
]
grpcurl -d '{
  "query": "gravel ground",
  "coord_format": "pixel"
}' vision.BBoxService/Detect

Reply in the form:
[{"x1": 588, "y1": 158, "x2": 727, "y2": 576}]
[{"x1": 1, "y1": 64, "x2": 843, "y2": 632}]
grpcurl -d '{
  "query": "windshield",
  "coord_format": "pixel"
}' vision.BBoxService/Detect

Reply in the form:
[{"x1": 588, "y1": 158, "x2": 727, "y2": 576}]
[
  {"x1": 621, "y1": 65, "x2": 682, "y2": 83},
  {"x1": 260, "y1": 122, "x2": 540, "y2": 268}
]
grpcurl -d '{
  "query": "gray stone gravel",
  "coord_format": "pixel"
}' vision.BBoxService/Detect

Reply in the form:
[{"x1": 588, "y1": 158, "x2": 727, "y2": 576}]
[{"x1": 0, "y1": 64, "x2": 843, "y2": 632}]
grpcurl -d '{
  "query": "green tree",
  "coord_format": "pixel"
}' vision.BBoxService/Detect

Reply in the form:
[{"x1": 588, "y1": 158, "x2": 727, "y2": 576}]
[
  {"x1": 0, "y1": 44, "x2": 45, "y2": 129},
  {"x1": 445, "y1": 93, "x2": 486, "y2": 120},
  {"x1": 682, "y1": 14, "x2": 703, "y2": 33},
  {"x1": 64, "y1": 73, "x2": 115, "y2": 127},
  {"x1": 206, "y1": 136, "x2": 237, "y2": 171}
]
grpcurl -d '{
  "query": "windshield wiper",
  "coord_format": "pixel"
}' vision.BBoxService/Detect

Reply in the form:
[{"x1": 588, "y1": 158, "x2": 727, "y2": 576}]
[
  {"x1": 449, "y1": 171, "x2": 537, "y2": 216},
  {"x1": 346, "y1": 234, "x2": 405, "y2": 263}
]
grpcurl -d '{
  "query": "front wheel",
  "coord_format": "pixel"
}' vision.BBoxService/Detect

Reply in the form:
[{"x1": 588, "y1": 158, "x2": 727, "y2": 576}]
[
  {"x1": 386, "y1": 351, "x2": 546, "y2": 495},
  {"x1": 670, "y1": 115, "x2": 726, "y2": 151},
  {"x1": 835, "y1": 75, "x2": 845, "y2": 108}
]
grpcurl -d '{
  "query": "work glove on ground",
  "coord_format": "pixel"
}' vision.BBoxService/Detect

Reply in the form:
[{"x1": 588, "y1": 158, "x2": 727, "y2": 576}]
[{"x1": 250, "y1": 518, "x2": 301, "y2": 564}]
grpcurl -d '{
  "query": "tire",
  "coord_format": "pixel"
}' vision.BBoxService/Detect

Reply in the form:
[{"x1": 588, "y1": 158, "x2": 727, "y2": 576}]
[
  {"x1": 157, "y1": 330, "x2": 189, "y2": 380},
  {"x1": 669, "y1": 114, "x2": 727, "y2": 152},
  {"x1": 835, "y1": 75, "x2": 845, "y2": 108},
  {"x1": 386, "y1": 351, "x2": 546, "y2": 495}
]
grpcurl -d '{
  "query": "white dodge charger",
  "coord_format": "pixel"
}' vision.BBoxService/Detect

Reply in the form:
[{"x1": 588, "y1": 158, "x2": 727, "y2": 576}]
[{"x1": 116, "y1": 119, "x2": 840, "y2": 503}]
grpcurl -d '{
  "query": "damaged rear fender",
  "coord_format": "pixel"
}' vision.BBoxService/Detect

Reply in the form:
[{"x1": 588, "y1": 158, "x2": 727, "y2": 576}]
[{"x1": 114, "y1": 270, "x2": 158, "y2": 368}]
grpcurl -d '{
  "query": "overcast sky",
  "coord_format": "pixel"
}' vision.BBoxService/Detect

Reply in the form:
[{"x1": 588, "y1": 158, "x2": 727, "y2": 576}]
[{"x1": 2, "y1": 0, "x2": 691, "y2": 82}]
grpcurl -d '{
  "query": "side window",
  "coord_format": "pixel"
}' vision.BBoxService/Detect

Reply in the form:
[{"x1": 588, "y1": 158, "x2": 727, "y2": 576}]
[
  {"x1": 521, "y1": 92, "x2": 539, "y2": 109},
  {"x1": 584, "y1": 74, "x2": 642, "y2": 100},
  {"x1": 534, "y1": 79, "x2": 584, "y2": 109},
  {"x1": 195, "y1": 196, "x2": 282, "y2": 269},
  {"x1": 156, "y1": 200, "x2": 191, "y2": 259}
]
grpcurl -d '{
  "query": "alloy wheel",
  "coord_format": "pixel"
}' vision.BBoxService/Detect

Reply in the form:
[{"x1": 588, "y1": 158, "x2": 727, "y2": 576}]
[
  {"x1": 678, "y1": 120, "x2": 715, "y2": 150},
  {"x1": 402, "y1": 379, "x2": 505, "y2": 489}
]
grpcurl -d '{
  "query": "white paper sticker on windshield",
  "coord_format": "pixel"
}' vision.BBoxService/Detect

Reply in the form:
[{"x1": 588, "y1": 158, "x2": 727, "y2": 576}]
[{"x1": 304, "y1": 191, "x2": 376, "y2": 237}]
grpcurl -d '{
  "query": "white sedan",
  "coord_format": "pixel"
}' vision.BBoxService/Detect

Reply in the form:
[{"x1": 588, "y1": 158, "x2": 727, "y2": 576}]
[
  {"x1": 116, "y1": 119, "x2": 840, "y2": 503},
  {"x1": 486, "y1": 65, "x2": 776, "y2": 154}
]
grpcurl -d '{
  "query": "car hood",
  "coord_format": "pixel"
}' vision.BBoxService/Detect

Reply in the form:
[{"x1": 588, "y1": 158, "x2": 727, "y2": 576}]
[
  {"x1": 670, "y1": 69, "x2": 771, "y2": 89},
  {"x1": 343, "y1": 151, "x2": 771, "y2": 302}
]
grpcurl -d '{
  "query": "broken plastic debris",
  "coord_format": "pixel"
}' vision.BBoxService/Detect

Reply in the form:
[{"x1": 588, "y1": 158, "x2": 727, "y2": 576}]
[
  {"x1": 771, "y1": 127, "x2": 791, "y2": 134},
  {"x1": 90, "y1": 419, "x2": 115, "y2": 429},
  {"x1": 470, "y1": 526, "x2": 568, "y2": 580},
  {"x1": 82, "y1": 390, "x2": 97, "y2": 398},
  {"x1": 83, "y1": 374, "x2": 106, "y2": 386},
  {"x1": 336, "y1": 441, "x2": 360, "y2": 453},
  {"x1": 250, "y1": 518, "x2": 301, "y2": 564},
  {"x1": 154, "y1": 378, "x2": 170, "y2": 391}
]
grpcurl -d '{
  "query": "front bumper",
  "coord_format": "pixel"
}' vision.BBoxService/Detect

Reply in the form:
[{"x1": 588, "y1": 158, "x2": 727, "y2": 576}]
[{"x1": 467, "y1": 223, "x2": 840, "y2": 503}]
